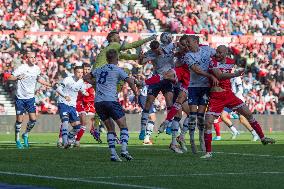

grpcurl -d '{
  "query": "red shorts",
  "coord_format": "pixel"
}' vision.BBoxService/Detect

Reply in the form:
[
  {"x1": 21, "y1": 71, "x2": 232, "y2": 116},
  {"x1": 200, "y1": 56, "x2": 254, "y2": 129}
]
[
  {"x1": 174, "y1": 66, "x2": 190, "y2": 90},
  {"x1": 76, "y1": 101, "x2": 85, "y2": 113},
  {"x1": 206, "y1": 91, "x2": 245, "y2": 116},
  {"x1": 76, "y1": 101, "x2": 95, "y2": 114},
  {"x1": 83, "y1": 102, "x2": 95, "y2": 114}
]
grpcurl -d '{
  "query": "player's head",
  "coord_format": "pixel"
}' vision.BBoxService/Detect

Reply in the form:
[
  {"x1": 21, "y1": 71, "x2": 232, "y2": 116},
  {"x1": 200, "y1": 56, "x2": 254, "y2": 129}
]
[
  {"x1": 215, "y1": 45, "x2": 228, "y2": 62},
  {"x1": 106, "y1": 49, "x2": 118, "y2": 64},
  {"x1": 27, "y1": 51, "x2": 36, "y2": 66},
  {"x1": 178, "y1": 35, "x2": 189, "y2": 51},
  {"x1": 150, "y1": 40, "x2": 162, "y2": 55},
  {"x1": 74, "y1": 66, "x2": 84, "y2": 79},
  {"x1": 187, "y1": 35, "x2": 199, "y2": 52},
  {"x1": 107, "y1": 31, "x2": 120, "y2": 43},
  {"x1": 160, "y1": 32, "x2": 172, "y2": 45},
  {"x1": 82, "y1": 63, "x2": 91, "y2": 75}
]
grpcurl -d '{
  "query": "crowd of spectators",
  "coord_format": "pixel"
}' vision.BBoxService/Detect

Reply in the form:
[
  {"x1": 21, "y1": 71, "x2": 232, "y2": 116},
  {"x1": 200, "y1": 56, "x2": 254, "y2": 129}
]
[
  {"x1": 146, "y1": 0, "x2": 283, "y2": 35},
  {"x1": 0, "y1": 0, "x2": 156, "y2": 33},
  {"x1": 0, "y1": 32, "x2": 283, "y2": 115}
]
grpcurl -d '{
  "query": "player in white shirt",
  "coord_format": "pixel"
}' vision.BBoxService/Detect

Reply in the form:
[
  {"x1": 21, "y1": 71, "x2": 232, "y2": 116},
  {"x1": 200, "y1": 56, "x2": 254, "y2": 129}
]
[
  {"x1": 8, "y1": 51, "x2": 52, "y2": 149},
  {"x1": 56, "y1": 66, "x2": 88, "y2": 148}
]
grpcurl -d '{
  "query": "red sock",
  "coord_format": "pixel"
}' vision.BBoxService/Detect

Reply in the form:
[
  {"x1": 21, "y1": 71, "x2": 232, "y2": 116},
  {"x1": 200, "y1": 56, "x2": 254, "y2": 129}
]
[
  {"x1": 249, "y1": 119, "x2": 265, "y2": 139},
  {"x1": 59, "y1": 124, "x2": 62, "y2": 138},
  {"x1": 76, "y1": 127, "x2": 86, "y2": 141},
  {"x1": 213, "y1": 122, "x2": 221, "y2": 137},
  {"x1": 204, "y1": 131, "x2": 212, "y2": 153},
  {"x1": 145, "y1": 75, "x2": 161, "y2": 85},
  {"x1": 166, "y1": 103, "x2": 181, "y2": 121}
]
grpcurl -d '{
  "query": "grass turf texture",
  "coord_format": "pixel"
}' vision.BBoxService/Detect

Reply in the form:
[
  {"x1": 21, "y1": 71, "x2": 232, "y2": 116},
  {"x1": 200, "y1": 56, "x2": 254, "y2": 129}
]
[{"x1": 0, "y1": 132, "x2": 283, "y2": 189}]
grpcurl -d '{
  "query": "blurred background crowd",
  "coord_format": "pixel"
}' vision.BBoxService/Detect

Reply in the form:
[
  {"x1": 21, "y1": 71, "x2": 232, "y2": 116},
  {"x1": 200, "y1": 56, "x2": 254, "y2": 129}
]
[{"x1": 0, "y1": 0, "x2": 283, "y2": 115}]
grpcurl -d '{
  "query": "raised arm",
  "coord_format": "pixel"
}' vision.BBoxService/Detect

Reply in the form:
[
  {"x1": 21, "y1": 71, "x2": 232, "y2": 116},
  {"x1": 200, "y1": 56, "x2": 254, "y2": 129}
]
[{"x1": 120, "y1": 35, "x2": 157, "y2": 51}]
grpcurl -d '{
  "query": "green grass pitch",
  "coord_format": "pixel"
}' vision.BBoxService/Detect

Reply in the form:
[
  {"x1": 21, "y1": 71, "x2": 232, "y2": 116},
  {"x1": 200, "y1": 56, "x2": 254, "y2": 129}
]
[{"x1": 0, "y1": 132, "x2": 283, "y2": 189}]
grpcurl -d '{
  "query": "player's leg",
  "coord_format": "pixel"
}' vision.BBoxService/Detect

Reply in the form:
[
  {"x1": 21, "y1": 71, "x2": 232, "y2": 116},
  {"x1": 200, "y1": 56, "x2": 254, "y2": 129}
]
[
  {"x1": 140, "y1": 94, "x2": 156, "y2": 140},
  {"x1": 196, "y1": 87, "x2": 210, "y2": 152},
  {"x1": 90, "y1": 113, "x2": 103, "y2": 143},
  {"x1": 213, "y1": 117, "x2": 222, "y2": 141},
  {"x1": 239, "y1": 115, "x2": 259, "y2": 141},
  {"x1": 221, "y1": 110, "x2": 240, "y2": 139},
  {"x1": 200, "y1": 114, "x2": 218, "y2": 159},
  {"x1": 57, "y1": 103, "x2": 71, "y2": 147},
  {"x1": 144, "y1": 112, "x2": 156, "y2": 145},
  {"x1": 14, "y1": 97, "x2": 25, "y2": 149},
  {"x1": 111, "y1": 102, "x2": 133, "y2": 161},
  {"x1": 22, "y1": 98, "x2": 37, "y2": 148},
  {"x1": 74, "y1": 112, "x2": 87, "y2": 147},
  {"x1": 235, "y1": 105, "x2": 275, "y2": 145},
  {"x1": 169, "y1": 110, "x2": 183, "y2": 153},
  {"x1": 66, "y1": 107, "x2": 83, "y2": 148},
  {"x1": 197, "y1": 106, "x2": 206, "y2": 152},
  {"x1": 201, "y1": 91, "x2": 226, "y2": 158},
  {"x1": 163, "y1": 89, "x2": 174, "y2": 135}
]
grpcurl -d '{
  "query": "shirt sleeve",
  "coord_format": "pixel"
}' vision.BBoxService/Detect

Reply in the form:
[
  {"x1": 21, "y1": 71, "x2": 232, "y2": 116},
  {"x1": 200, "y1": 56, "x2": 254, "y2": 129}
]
[
  {"x1": 118, "y1": 68, "x2": 129, "y2": 81},
  {"x1": 184, "y1": 53, "x2": 196, "y2": 67},
  {"x1": 80, "y1": 82, "x2": 87, "y2": 95},
  {"x1": 12, "y1": 65, "x2": 23, "y2": 77}
]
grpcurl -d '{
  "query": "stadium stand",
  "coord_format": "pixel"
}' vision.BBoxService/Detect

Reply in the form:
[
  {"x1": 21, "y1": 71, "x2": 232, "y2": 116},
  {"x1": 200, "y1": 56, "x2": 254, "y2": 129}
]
[{"x1": 0, "y1": 0, "x2": 283, "y2": 115}]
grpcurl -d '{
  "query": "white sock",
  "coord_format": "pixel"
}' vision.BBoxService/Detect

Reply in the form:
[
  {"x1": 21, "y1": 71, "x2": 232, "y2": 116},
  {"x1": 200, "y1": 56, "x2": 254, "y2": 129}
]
[
  {"x1": 107, "y1": 132, "x2": 117, "y2": 156},
  {"x1": 181, "y1": 117, "x2": 189, "y2": 136},
  {"x1": 61, "y1": 121, "x2": 69, "y2": 145},
  {"x1": 15, "y1": 122, "x2": 21, "y2": 141},
  {"x1": 229, "y1": 125, "x2": 238, "y2": 134},
  {"x1": 171, "y1": 118, "x2": 180, "y2": 145},
  {"x1": 146, "y1": 120, "x2": 154, "y2": 139},
  {"x1": 120, "y1": 128, "x2": 129, "y2": 153},
  {"x1": 141, "y1": 111, "x2": 149, "y2": 131}
]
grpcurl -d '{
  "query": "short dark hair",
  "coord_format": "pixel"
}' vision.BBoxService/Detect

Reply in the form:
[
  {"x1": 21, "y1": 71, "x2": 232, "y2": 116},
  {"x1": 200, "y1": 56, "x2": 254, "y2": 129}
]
[
  {"x1": 179, "y1": 34, "x2": 188, "y2": 43},
  {"x1": 82, "y1": 63, "x2": 91, "y2": 68},
  {"x1": 74, "y1": 66, "x2": 83, "y2": 70},
  {"x1": 106, "y1": 31, "x2": 119, "y2": 42},
  {"x1": 106, "y1": 49, "x2": 118, "y2": 62},
  {"x1": 150, "y1": 40, "x2": 160, "y2": 50}
]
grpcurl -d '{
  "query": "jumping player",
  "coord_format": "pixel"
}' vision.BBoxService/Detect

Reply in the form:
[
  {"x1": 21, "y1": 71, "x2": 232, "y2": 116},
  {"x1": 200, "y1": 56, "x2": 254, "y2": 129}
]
[{"x1": 201, "y1": 45, "x2": 275, "y2": 159}]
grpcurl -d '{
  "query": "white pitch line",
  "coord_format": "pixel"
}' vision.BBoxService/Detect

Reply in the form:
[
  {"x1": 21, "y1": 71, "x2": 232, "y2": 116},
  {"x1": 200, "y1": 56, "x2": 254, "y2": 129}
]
[
  {"x1": 0, "y1": 171, "x2": 166, "y2": 189},
  {"x1": 86, "y1": 171, "x2": 284, "y2": 179},
  {"x1": 136, "y1": 147, "x2": 284, "y2": 158}
]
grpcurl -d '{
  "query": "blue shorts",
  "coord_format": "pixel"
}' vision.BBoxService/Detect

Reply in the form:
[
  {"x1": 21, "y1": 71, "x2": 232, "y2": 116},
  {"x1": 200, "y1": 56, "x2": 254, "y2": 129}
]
[
  {"x1": 58, "y1": 103, "x2": 80, "y2": 123},
  {"x1": 95, "y1": 101, "x2": 125, "y2": 121},
  {"x1": 147, "y1": 79, "x2": 173, "y2": 97},
  {"x1": 15, "y1": 97, "x2": 36, "y2": 115},
  {"x1": 138, "y1": 95, "x2": 156, "y2": 114},
  {"x1": 188, "y1": 87, "x2": 210, "y2": 106}
]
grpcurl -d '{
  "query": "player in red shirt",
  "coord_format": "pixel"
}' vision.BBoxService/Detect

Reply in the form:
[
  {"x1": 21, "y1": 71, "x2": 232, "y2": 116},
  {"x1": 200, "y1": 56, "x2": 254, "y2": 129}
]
[{"x1": 201, "y1": 45, "x2": 276, "y2": 159}]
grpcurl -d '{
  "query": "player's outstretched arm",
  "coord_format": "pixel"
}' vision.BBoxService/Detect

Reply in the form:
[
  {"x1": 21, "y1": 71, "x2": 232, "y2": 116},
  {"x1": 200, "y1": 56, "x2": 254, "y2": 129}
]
[
  {"x1": 120, "y1": 35, "x2": 157, "y2": 51},
  {"x1": 190, "y1": 64, "x2": 219, "y2": 86},
  {"x1": 120, "y1": 53, "x2": 139, "y2": 60},
  {"x1": 211, "y1": 68, "x2": 244, "y2": 80}
]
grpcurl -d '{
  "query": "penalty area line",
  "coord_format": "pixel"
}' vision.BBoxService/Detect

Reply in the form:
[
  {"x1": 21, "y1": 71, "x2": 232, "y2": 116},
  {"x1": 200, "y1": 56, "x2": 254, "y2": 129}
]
[{"x1": 0, "y1": 171, "x2": 166, "y2": 189}]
